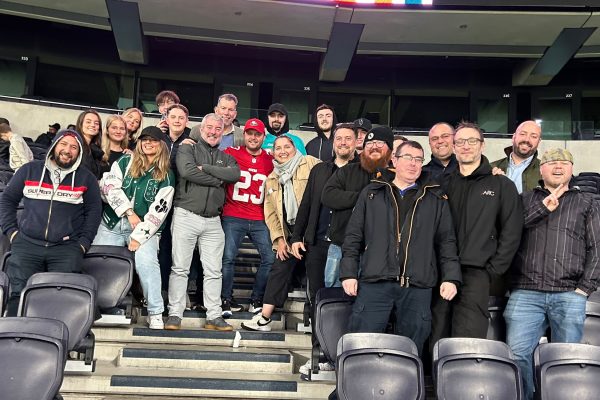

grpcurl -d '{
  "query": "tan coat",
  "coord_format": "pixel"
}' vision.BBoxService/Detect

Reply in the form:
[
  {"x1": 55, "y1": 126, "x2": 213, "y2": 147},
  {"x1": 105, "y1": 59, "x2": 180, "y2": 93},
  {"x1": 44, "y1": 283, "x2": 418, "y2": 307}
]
[{"x1": 264, "y1": 155, "x2": 320, "y2": 247}]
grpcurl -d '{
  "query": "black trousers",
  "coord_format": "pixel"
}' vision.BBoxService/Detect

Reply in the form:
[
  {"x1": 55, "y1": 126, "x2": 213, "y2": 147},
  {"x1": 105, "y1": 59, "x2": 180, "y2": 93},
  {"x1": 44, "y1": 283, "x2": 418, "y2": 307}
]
[
  {"x1": 305, "y1": 240, "x2": 329, "y2": 309},
  {"x1": 263, "y1": 253, "x2": 306, "y2": 308},
  {"x1": 5, "y1": 235, "x2": 84, "y2": 316},
  {"x1": 430, "y1": 266, "x2": 491, "y2": 348}
]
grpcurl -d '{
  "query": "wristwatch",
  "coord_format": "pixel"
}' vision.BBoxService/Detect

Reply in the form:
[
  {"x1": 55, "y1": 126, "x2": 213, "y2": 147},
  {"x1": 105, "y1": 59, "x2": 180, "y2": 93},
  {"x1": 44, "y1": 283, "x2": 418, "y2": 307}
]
[{"x1": 125, "y1": 209, "x2": 134, "y2": 217}]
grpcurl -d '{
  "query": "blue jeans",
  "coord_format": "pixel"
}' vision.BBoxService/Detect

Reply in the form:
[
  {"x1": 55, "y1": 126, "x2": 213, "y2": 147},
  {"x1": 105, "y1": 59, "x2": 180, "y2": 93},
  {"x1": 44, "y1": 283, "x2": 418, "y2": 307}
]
[
  {"x1": 221, "y1": 216, "x2": 274, "y2": 301},
  {"x1": 93, "y1": 220, "x2": 164, "y2": 315},
  {"x1": 504, "y1": 289, "x2": 587, "y2": 400},
  {"x1": 324, "y1": 243, "x2": 342, "y2": 288}
]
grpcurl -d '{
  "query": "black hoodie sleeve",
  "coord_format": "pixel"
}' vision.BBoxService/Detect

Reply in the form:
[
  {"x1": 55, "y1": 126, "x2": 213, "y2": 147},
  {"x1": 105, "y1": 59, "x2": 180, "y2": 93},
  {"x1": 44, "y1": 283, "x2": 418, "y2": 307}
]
[
  {"x1": 339, "y1": 188, "x2": 367, "y2": 280},
  {"x1": 0, "y1": 164, "x2": 27, "y2": 238},
  {"x1": 436, "y1": 198, "x2": 462, "y2": 284},
  {"x1": 321, "y1": 165, "x2": 360, "y2": 210},
  {"x1": 290, "y1": 165, "x2": 318, "y2": 244}
]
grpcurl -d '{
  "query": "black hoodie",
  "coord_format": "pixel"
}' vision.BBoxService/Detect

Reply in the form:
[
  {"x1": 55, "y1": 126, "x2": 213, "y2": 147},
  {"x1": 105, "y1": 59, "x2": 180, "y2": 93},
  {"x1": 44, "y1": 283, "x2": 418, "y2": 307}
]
[{"x1": 305, "y1": 108, "x2": 338, "y2": 162}]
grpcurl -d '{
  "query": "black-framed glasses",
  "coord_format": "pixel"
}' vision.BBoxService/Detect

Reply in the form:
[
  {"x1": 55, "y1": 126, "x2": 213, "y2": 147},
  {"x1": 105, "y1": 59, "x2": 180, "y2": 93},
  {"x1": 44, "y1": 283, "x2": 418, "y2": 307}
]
[
  {"x1": 454, "y1": 137, "x2": 483, "y2": 147},
  {"x1": 396, "y1": 154, "x2": 425, "y2": 164},
  {"x1": 364, "y1": 140, "x2": 386, "y2": 149}
]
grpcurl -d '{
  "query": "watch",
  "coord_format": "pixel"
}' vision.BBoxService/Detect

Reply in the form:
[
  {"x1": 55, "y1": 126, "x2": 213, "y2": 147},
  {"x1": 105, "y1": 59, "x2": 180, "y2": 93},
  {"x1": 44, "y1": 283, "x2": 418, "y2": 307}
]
[{"x1": 125, "y1": 209, "x2": 134, "y2": 217}]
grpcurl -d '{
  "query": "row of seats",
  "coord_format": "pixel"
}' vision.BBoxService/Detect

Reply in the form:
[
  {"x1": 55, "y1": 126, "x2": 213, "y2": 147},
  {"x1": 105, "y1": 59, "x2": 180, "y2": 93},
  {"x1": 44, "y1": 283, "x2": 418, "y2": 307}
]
[{"x1": 333, "y1": 333, "x2": 600, "y2": 400}]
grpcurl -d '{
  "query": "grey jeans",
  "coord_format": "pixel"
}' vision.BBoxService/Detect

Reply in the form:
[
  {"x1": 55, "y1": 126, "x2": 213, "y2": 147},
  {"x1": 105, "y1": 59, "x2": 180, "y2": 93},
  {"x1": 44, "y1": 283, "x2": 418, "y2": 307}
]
[{"x1": 168, "y1": 207, "x2": 225, "y2": 320}]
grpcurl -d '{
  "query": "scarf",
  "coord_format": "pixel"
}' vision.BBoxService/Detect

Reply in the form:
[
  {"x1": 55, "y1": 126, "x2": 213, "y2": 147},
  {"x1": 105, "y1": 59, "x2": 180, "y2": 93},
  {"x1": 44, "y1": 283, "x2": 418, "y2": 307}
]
[{"x1": 273, "y1": 151, "x2": 303, "y2": 225}]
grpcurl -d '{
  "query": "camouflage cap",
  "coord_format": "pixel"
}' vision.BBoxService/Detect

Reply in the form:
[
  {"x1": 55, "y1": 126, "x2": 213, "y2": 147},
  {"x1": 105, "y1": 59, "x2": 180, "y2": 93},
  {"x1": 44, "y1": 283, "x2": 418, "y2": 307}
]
[{"x1": 540, "y1": 148, "x2": 574, "y2": 165}]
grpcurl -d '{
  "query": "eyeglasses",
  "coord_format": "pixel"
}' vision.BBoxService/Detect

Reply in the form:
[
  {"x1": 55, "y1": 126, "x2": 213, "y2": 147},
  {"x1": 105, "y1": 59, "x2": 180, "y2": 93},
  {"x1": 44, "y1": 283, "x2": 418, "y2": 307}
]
[
  {"x1": 454, "y1": 137, "x2": 483, "y2": 147},
  {"x1": 364, "y1": 140, "x2": 386, "y2": 149},
  {"x1": 396, "y1": 154, "x2": 425, "y2": 164},
  {"x1": 430, "y1": 133, "x2": 453, "y2": 143}
]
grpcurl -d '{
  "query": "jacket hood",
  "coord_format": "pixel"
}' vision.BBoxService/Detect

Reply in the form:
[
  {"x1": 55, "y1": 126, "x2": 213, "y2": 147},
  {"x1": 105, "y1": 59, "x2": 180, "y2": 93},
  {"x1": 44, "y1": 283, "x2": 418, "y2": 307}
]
[
  {"x1": 46, "y1": 129, "x2": 84, "y2": 171},
  {"x1": 313, "y1": 107, "x2": 338, "y2": 140},
  {"x1": 371, "y1": 167, "x2": 440, "y2": 190},
  {"x1": 467, "y1": 155, "x2": 493, "y2": 177},
  {"x1": 266, "y1": 103, "x2": 290, "y2": 136}
]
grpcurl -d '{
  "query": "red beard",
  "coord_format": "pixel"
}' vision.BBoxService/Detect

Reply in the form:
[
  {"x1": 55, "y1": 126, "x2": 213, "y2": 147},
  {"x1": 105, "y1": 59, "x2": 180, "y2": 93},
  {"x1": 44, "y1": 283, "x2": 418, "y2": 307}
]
[{"x1": 360, "y1": 149, "x2": 392, "y2": 173}]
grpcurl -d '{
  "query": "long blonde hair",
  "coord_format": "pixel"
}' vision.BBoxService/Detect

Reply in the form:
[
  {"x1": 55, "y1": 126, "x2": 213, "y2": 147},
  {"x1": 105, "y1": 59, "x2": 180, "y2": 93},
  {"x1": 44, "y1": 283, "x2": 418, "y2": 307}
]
[
  {"x1": 129, "y1": 138, "x2": 170, "y2": 181},
  {"x1": 122, "y1": 107, "x2": 144, "y2": 139},
  {"x1": 101, "y1": 115, "x2": 128, "y2": 163}
]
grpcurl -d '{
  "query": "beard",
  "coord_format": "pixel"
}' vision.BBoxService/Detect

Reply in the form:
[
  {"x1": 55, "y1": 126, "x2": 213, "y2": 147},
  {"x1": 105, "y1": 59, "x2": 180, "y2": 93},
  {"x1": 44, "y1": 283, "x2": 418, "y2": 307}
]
[
  {"x1": 52, "y1": 151, "x2": 77, "y2": 169},
  {"x1": 513, "y1": 141, "x2": 535, "y2": 159},
  {"x1": 360, "y1": 149, "x2": 392, "y2": 173}
]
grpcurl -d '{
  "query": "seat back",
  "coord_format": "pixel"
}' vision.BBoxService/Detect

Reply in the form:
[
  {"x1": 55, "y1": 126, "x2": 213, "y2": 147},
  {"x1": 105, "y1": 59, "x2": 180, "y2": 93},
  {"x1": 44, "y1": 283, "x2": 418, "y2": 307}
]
[
  {"x1": 314, "y1": 288, "x2": 354, "y2": 364},
  {"x1": 432, "y1": 338, "x2": 522, "y2": 400},
  {"x1": 18, "y1": 272, "x2": 97, "y2": 351},
  {"x1": 82, "y1": 245, "x2": 134, "y2": 309},
  {"x1": 0, "y1": 317, "x2": 68, "y2": 400},
  {"x1": 582, "y1": 296, "x2": 600, "y2": 346},
  {"x1": 336, "y1": 333, "x2": 424, "y2": 400},
  {"x1": 534, "y1": 343, "x2": 600, "y2": 400},
  {"x1": 486, "y1": 296, "x2": 508, "y2": 341},
  {"x1": 0, "y1": 270, "x2": 8, "y2": 315}
]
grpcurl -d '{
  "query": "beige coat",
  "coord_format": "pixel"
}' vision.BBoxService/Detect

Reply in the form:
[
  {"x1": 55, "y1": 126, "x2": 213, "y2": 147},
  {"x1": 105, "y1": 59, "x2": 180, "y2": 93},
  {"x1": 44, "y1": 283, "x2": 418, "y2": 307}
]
[{"x1": 264, "y1": 155, "x2": 320, "y2": 247}]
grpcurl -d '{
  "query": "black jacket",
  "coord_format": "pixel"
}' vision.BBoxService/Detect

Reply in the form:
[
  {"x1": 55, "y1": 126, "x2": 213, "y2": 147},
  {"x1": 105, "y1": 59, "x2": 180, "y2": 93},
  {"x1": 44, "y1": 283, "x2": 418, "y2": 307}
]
[
  {"x1": 340, "y1": 171, "x2": 462, "y2": 288},
  {"x1": 510, "y1": 186, "x2": 600, "y2": 294},
  {"x1": 290, "y1": 156, "x2": 358, "y2": 245},
  {"x1": 422, "y1": 154, "x2": 458, "y2": 180},
  {"x1": 81, "y1": 142, "x2": 108, "y2": 180},
  {"x1": 305, "y1": 109, "x2": 338, "y2": 162},
  {"x1": 445, "y1": 156, "x2": 523, "y2": 277},
  {"x1": 321, "y1": 162, "x2": 375, "y2": 246}
]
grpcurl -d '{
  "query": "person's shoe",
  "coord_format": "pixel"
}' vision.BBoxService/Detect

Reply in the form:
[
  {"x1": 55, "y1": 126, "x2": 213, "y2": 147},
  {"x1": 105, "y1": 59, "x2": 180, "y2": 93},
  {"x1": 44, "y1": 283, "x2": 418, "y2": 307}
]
[
  {"x1": 248, "y1": 299, "x2": 263, "y2": 314},
  {"x1": 222, "y1": 298, "x2": 246, "y2": 318},
  {"x1": 192, "y1": 304, "x2": 207, "y2": 313},
  {"x1": 148, "y1": 314, "x2": 164, "y2": 330},
  {"x1": 241, "y1": 313, "x2": 272, "y2": 332},
  {"x1": 164, "y1": 316, "x2": 182, "y2": 330},
  {"x1": 205, "y1": 317, "x2": 233, "y2": 331},
  {"x1": 299, "y1": 359, "x2": 335, "y2": 379}
]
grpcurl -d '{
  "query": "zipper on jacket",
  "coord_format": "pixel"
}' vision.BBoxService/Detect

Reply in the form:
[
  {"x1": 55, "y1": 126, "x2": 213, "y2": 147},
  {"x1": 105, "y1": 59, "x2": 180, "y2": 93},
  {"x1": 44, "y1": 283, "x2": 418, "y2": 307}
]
[{"x1": 44, "y1": 180, "x2": 58, "y2": 245}]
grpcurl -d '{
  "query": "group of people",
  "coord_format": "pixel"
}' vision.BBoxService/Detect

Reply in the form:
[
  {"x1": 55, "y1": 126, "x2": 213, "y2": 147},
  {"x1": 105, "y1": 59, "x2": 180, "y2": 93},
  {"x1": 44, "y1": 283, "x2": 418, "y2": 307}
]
[{"x1": 1, "y1": 91, "x2": 598, "y2": 400}]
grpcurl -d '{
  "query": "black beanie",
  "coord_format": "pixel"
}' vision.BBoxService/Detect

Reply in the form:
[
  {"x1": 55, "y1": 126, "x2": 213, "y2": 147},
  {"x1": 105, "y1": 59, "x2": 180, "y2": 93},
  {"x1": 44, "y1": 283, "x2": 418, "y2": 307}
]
[{"x1": 364, "y1": 126, "x2": 394, "y2": 150}]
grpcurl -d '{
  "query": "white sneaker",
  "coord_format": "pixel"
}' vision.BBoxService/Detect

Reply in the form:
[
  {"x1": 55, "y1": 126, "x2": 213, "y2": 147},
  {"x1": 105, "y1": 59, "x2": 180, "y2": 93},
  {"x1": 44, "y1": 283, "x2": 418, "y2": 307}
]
[
  {"x1": 241, "y1": 313, "x2": 272, "y2": 332},
  {"x1": 299, "y1": 360, "x2": 335, "y2": 375},
  {"x1": 148, "y1": 314, "x2": 164, "y2": 330}
]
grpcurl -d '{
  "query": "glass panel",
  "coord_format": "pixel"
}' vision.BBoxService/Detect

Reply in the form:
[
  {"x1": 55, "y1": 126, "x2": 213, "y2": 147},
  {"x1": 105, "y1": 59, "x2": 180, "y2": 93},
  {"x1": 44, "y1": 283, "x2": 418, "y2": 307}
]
[
  {"x1": 139, "y1": 78, "x2": 213, "y2": 117},
  {"x1": 580, "y1": 96, "x2": 600, "y2": 139},
  {"x1": 280, "y1": 89, "x2": 311, "y2": 130},
  {"x1": 477, "y1": 97, "x2": 509, "y2": 134},
  {"x1": 537, "y1": 98, "x2": 571, "y2": 140},
  {"x1": 222, "y1": 84, "x2": 254, "y2": 121},
  {"x1": 392, "y1": 95, "x2": 468, "y2": 130},
  {"x1": 0, "y1": 58, "x2": 27, "y2": 97},
  {"x1": 318, "y1": 91, "x2": 389, "y2": 125}
]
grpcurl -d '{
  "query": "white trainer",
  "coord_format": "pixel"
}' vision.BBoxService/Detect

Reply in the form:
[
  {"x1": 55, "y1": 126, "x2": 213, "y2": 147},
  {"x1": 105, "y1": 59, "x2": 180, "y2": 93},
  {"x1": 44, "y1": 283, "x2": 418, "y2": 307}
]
[{"x1": 148, "y1": 314, "x2": 164, "y2": 330}]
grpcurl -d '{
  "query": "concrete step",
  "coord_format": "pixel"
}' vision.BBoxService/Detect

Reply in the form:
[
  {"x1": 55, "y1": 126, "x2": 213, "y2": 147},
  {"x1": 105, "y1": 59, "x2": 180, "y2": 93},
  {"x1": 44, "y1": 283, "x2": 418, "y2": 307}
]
[
  {"x1": 138, "y1": 309, "x2": 285, "y2": 331},
  {"x1": 93, "y1": 326, "x2": 312, "y2": 350},
  {"x1": 61, "y1": 362, "x2": 335, "y2": 399},
  {"x1": 117, "y1": 344, "x2": 294, "y2": 374}
]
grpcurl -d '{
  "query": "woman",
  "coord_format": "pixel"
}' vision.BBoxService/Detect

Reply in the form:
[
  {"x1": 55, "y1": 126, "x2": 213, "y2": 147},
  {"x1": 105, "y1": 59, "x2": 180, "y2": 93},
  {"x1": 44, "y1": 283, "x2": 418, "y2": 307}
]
[
  {"x1": 95, "y1": 126, "x2": 175, "y2": 330},
  {"x1": 122, "y1": 107, "x2": 143, "y2": 149},
  {"x1": 0, "y1": 122, "x2": 33, "y2": 171},
  {"x1": 241, "y1": 135, "x2": 319, "y2": 332},
  {"x1": 101, "y1": 115, "x2": 130, "y2": 166},
  {"x1": 75, "y1": 109, "x2": 108, "y2": 179}
]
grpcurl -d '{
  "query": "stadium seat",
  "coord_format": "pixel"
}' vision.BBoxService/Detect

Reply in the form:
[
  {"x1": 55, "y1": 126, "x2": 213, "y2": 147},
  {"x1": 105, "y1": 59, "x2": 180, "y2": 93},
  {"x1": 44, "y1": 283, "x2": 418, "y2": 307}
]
[
  {"x1": 82, "y1": 245, "x2": 135, "y2": 325},
  {"x1": 487, "y1": 295, "x2": 508, "y2": 341},
  {"x1": 310, "y1": 287, "x2": 353, "y2": 381},
  {"x1": 18, "y1": 272, "x2": 98, "y2": 373},
  {"x1": 534, "y1": 343, "x2": 600, "y2": 400},
  {"x1": 0, "y1": 317, "x2": 68, "y2": 400},
  {"x1": 0, "y1": 270, "x2": 8, "y2": 315},
  {"x1": 336, "y1": 332, "x2": 425, "y2": 400},
  {"x1": 582, "y1": 290, "x2": 600, "y2": 346},
  {"x1": 432, "y1": 338, "x2": 523, "y2": 400}
]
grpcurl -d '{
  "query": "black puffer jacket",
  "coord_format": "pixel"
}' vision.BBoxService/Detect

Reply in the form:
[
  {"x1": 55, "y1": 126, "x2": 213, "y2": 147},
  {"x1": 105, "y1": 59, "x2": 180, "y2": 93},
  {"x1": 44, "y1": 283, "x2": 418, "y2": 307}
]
[{"x1": 340, "y1": 171, "x2": 462, "y2": 288}]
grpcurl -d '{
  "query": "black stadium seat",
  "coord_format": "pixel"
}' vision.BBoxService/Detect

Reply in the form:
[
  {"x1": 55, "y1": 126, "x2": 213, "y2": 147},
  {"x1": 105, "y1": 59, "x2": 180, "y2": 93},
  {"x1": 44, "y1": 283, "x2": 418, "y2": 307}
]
[
  {"x1": 83, "y1": 245, "x2": 135, "y2": 325},
  {"x1": 487, "y1": 295, "x2": 508, "y2": 341},
  {"x1": 432, "y1": 338, "x2": 523, "y2": 400},
  {"x1": 0, "y1": 317, "x2": 68, "y2": 400},
  {"x1": 18, "y1": 272, "x2": 98, "y2": 373},
  {"x1": 310, "y1": 287, "x2": 353, "y2": 380},
  {"x1": 534, "y1": 343, "x2": 600, "y2": 400},
  {"x1": 0, "y1": 270, "x2": 8, "y2": 315},
  {"x1": 582, "y1": 290, "x2": 600, "y2": 346},
  {"x1": 336, "y1": 333, "x2": 425, "y2": 400}
]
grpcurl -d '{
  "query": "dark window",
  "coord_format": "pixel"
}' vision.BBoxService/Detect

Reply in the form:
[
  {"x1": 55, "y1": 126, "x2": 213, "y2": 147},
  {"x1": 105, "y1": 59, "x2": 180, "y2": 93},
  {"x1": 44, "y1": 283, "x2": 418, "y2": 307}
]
[
  {"x1": 0, "y1": 58, "x2": 27, "y2": 97},
  {"x1": 138, "y1": 77, "x2": 213, "y2": 117},
  {"x1": 392, "y1": 94, "x2": 469, "y2": 131},
  {"x1": 318, "y1": 91, "x2": 390, "y2": 125}
]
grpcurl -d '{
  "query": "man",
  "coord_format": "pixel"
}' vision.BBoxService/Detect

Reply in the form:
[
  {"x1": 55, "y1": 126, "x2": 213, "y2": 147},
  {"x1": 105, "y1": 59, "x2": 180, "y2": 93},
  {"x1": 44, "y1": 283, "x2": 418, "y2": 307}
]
[
  {"x1": 220, "y1": 118, "x2": 274, "y2": 317},
  {"x1": 431, "y1": 121, "x2": 523, "y2": 341},
  {"x1": 156, "y1": 90, "x2": 181, "y2": 133},
  {"x1": 0, "y1": 129, "x2": 102, "y2": 316},
  {"x1": 212, "y1": 93, "x2": 244, "y2": 150},
  {"x1": 353, "y1": 118, "x2": 372, "y2": 154},
  {"x1": 305, "y1": 104, "x2": 337, "y2": 161},
  {"x1": 504, "y1": 148, "x2": 600, "y2": 400},
  {"x1": 35, "y1": 122, "x2": 60, "y2": 147},
  {"x1": 341, "y1": 140, "x2": 461, "y2": 355},
  {"x1": 321, "y1": 126, "x2": 395, "y2": 288},
  {"x1": 262, "y1": 103, "x2": 307, "y2": 155},
  {"x1": 491, "y1": 120, "x2": 542, "y2": 194},
  {"x1": 0, "y1": 123, "x2": 33, "y2": 171},
  {"x1": 422, "y1": 122, "x2": 458, "y2": 179},
  {"x1": 165, "y1": 113, "x2": 240, "y2": 331}
]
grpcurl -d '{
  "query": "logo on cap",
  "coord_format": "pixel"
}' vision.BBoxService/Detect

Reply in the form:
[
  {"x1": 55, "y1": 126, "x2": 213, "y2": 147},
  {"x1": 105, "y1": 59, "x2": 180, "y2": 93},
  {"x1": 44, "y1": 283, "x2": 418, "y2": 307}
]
[
  {"x1": 367, "y1": 132, "x2": 374, "y2": 140},
  {"x1": 359, "y1": 119, "x2": 364, "y2": 125},
  {"x1": 251, "y1": 121, "x2": 258, "y2": 126}
]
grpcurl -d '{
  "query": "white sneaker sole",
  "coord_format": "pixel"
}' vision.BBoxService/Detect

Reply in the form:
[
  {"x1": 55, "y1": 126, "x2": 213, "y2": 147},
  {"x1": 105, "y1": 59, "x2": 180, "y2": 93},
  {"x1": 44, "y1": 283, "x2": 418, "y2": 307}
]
[{"x1": 241, "y1": 323, "x2": 271, "y2": 332}]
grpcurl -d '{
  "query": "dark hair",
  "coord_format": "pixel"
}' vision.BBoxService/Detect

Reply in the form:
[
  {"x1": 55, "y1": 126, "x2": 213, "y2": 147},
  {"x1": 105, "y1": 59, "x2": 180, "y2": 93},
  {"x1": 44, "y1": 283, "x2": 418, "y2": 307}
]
[
  {"x1": 155, "y1": 90, "x2": 180, "y2": 106},
  {"x1": 316, "y1": 104, "x2": 334, "y2": 114},
  {"x1": 273, "y1": 135, "x2": 295, "y2": 149},
  {"x1": 0, "y1": 123, "x2": 10, "y2": 134},
  {"x1": 333, "y1": 122, "x2": 357, "y2": 138},
  {"x1": 455, "y1": 120, "x2": 483, "y2": 140},
  {"x1": 395, "y1": 140, "x2": 423, "y2": 157},
  {"x1": 0, "y1": 118, "x2": 9, "y2": 126},
  {"x1": 394, "y1": 134, "x2": 408, "y2": 142},
  {"x1": 75, "y1": 109, "x2": 102, "y2": 150},
  {"x1": 167, "y1": 104, "x2": 189, "y2": 117}
]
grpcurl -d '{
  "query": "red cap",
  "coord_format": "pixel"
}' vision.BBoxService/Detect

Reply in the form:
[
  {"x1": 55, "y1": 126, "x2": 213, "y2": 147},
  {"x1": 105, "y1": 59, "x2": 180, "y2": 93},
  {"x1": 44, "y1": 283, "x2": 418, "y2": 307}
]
[{"x1": 244, "y1": 118, "x2": 266, "y2": 135}]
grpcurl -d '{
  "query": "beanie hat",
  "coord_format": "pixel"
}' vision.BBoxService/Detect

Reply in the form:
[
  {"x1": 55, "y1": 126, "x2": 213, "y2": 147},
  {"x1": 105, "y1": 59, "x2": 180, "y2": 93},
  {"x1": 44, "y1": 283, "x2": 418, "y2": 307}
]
[{"x1": 364, "y1": 126, "x2": 394, "y2": 151}]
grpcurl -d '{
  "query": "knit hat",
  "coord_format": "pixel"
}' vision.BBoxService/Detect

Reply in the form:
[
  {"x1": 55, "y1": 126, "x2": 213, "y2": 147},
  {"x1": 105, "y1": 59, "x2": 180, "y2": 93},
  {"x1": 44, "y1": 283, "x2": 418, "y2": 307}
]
[
  {"x1": 364, "y1": 126, "x2": 394, "y2": 151},
  {"x1": 353, "y1": 118, "x2": 372, "y2": 132},
  {"x1": 541, "y1": 148, "x2": 574, "y2": 165},
  {"x1": 244, "y1": 118, "x2": 266, "y2": 135}
]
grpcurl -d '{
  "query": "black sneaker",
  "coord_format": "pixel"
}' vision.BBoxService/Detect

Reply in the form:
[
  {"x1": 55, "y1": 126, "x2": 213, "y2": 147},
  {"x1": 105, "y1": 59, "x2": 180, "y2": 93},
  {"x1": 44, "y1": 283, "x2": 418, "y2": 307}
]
[
  {"x1": 164, "y1": 316, "x2": 182, "y2": 330},
  {"x1": 222, "y1": 298, "x2": 246, "y2": 318},
  {"x1": 249, "y1": 299, "x2": 263, "y2": 314}
]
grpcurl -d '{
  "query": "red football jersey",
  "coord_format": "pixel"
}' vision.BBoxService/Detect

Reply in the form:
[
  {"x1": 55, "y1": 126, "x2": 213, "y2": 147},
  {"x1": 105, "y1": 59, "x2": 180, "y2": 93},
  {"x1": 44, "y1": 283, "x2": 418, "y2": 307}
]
[{"x1": 223, "y1": 146, "x2": 274, "y2": 220}]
